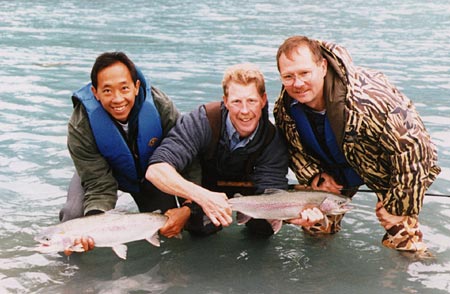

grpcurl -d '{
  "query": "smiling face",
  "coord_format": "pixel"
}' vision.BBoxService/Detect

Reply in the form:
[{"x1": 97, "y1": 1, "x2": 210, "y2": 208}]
[
  {"x1": 223, "y1": 81, "x2": 267, "y2": 138},
  {"x1": 278, "y1": 45, "x2": 327, "y2": 111},
  {"x1": 91, "y1": 62, "x2": 140, "y2": 122}
]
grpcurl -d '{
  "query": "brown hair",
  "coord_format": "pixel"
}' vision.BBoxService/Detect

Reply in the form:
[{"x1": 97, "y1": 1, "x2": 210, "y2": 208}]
[
  {"x1": 222, "y1": 63, "x2": 265, "y2": 97},
  {"x1": 276, "y1": 36, "x2": 323, "y2": 71}
]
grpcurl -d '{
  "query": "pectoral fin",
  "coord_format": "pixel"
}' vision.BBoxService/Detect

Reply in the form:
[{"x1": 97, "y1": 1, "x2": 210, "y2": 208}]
[
  {"x1": 236, "y1": 212, "x2": 252, "y2": 225},
  {"x1": 146, "y1": 233, "x2": 161, "y2": 247},
  {"x1": 112, "y1": 244, "x2": 128, "y2": 260},
  {"x1": 267, "y1": 219, "x2": 283, "y2": 234}
]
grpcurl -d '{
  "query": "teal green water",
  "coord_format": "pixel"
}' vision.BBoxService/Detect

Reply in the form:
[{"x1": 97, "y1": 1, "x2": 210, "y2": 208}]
[{"x1": 1, "y1": 1, "x2": 449, "y2": 293}]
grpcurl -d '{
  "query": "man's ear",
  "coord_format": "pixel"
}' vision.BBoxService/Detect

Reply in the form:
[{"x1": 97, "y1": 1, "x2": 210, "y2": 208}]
[
  {"x1": 135, "y1": 80, "x2": 141, "y2": 96},
  {"x1": 222, "y1": 95, "x2": 228, "y2": 108},
  {"x1": 91, "y1": 85, "x2": 99, "y2": 101},
  {"x1": 321, "y1": 58, "x2": 328, "y2": 78},
  {"x1": 261, "y1": 93, "x2": 267, "y2": 108}
]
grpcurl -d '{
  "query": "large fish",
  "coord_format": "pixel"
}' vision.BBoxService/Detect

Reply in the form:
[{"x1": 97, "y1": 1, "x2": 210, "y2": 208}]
[
  {"x1": 228, "y1": 189, "x2": 351, "y2": 234},
  {"x1": 35, "y1": 211, "x2": 168, "y2": 260}
]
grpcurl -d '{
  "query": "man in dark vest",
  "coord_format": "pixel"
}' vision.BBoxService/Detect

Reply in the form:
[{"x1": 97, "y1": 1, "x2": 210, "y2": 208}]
[
  {"x1": 146, "y1": 63, "x2": 292, "y2": 236},
  {"x1": 59, "y1": 52, "x2": 189, "y2": 253}
]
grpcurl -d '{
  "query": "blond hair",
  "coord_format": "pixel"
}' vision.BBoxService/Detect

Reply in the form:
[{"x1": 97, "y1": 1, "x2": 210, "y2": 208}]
[{"x1": 222, "y1": 63, "x2": 265, "y2": 97}]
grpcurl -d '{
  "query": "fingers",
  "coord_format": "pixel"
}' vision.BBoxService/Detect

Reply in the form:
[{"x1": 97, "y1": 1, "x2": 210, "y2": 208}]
[
  {"x1": 301, "y1": 207, "x2": 324, "y2": 223},
  {"x1": 202, "y1": 193, "x2": 233, "y2": 227},
  {"x1": 207, "y1": 209, "x2": 233, "y2": 227},
  {"x1": 63, "y1": 236, "x2": 95, "y2": 256},
  {"x1": 287, "y1": 207, "x2": 324, "y2": 226},
  {"x1": 311, "y1": 173, "x2": 343, "y2": 194},
  {"x1": 375, "y1": 202, "x2": 405, "y2": 230},
  {"x1": 160, "y1": 207, "x2": 190, "y2": 238}
]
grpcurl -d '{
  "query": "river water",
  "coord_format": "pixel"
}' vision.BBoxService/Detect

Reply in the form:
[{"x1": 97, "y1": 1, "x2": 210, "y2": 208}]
[{"x1": 1, "y1": 1, "x2": 449, "y2": 293}]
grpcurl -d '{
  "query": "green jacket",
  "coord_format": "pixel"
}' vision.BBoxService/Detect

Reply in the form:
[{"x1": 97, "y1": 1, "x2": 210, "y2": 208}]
[
  {"x1": 274, "y1": 40, "x2": 441, "y2": 216},
  {"x1": 67, "y1": 86, "x2": 179, "y2": 215}
]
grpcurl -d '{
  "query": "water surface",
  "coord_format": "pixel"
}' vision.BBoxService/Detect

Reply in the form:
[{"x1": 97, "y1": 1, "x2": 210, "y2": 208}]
[{"x1": 1, "y1": 1, "x2": 449, "y2": 293}]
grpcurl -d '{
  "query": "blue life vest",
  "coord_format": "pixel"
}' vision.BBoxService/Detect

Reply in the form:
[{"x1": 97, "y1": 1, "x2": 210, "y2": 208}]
[
  {"x1": 291, "y1": 103, "x2": 364, "y2": 187},
  {"x1": 72, "y1": 69, "x2": 162, "y2": 193}
]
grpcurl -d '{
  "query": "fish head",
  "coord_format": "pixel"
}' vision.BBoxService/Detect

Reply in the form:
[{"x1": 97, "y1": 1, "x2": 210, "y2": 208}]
[
  {"x1": 319, "y1": 195, "x2": 352, "y2": 215},
  {"x1": 35, "y1": 227, "x2": 73, "y2": 253}
]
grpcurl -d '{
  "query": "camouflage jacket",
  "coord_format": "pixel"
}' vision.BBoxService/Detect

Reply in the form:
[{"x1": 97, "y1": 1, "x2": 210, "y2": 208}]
[{"x1": 274, "y1": 40, "x2": 441, "y2": 216}]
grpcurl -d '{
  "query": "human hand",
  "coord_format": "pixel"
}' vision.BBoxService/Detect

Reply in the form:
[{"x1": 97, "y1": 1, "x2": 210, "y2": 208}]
[
  {"x1": 196, "y1": 191, "x2": 232, "y2": 227},
  {"x1": 375, "y1": 202, "x2": 405, "y2": 230},
  {"x1": 311, "y1": 173, "x2": 343, "y2": 194},
  {"x1": 286, "y1": 206, "x2": 324, "y2": 226},
  {"x1": 159, "y1": 206, "x2": 191, "y2": 238},
  {"x1": 64, "y1": 236, "x2": 95, "y2": 256}
]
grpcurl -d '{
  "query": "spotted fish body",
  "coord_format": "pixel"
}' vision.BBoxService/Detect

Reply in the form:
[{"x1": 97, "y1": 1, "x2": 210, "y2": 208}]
[
  {"x1": 35, "y1": 211, "x2": 168, "y2": 260},
  {"x1": 228, "y1": 189, "x2": 351, "y2": 233}
]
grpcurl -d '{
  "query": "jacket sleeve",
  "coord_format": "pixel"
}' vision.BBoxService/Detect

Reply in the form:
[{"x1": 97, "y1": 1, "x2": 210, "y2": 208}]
[
  {"x1": 151, "y1": 86, "x2": 180, "y2": 137},
  {"x1": 251, "y1": 128, "x2": 290, "y2": 193},
  {"x1": 67, "y1": 103, "x2": 118, "y2": 214},
  {"x1": 149, "y1": 106, "x2": 211, "y2": 172},
  {"x1": 379, "y1": 88, "x2": 440, "y2": 216}
]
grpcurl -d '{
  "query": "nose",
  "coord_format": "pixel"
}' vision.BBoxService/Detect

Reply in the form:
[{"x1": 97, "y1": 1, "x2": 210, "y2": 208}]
[
  {"x1": 241, "y1": 101, "x2": 250, "y2": 113},
  {"x1": 292, "y1": 76, "x2": 305, "y2": 87},
  {"x1": 112, "y1": 90, "x2": 124, "y2": 102}
]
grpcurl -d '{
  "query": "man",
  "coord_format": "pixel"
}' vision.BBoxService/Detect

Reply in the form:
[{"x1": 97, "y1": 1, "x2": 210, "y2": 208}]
[
  {"x1": 273, "y1": 35, "x2": 441, "y2": 252},
  {"x1": 146, "y1": 63, "x2": 294, "y2": 236},
  {"x1": 59, "y1": 52, "x2": 189, "y2": 252}
]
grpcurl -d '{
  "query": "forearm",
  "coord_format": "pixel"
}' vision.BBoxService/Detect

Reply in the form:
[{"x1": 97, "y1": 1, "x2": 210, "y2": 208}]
[
  {"x1": 146, "y1": 162, "x2": 210, "y2": 205},
  {"x1": 146, "y1": 162, "x2": 232, "y2": 227}
]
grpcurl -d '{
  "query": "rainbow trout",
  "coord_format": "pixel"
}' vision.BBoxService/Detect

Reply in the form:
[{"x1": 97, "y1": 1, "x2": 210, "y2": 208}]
[
  {"x1": 35, "y1": 211, "x2": 168, "y2": 260},
  {"x1": 228, "y1": 189, "x2": 351, "y2": 233}
]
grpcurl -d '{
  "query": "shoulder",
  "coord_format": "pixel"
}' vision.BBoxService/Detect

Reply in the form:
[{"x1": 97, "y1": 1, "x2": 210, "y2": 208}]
[
  {"x1": 69, "y1": 101, "x2": 90, "y2": 128},
  {"x1": 150, "y1": 86, "x2": 173, "y2": 109}
]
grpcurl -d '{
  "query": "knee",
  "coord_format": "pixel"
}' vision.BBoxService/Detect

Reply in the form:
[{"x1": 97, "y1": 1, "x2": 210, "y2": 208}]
[
  {"x1": 59, "y1": 207, "x2": 83, "y2": 222},
  {"x1": 245, "y1": 219, "x2": 275, "y2": 237}
]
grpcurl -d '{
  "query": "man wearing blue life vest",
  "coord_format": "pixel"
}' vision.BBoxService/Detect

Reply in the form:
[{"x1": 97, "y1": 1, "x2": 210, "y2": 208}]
[
  {"x1": 274, "y1": 36, "x2": 441, "y2": 252},
  {"x1": 59, "y1": 52, "x2": 190, "y2": 253},
  {"x1": 146, "y1": 63, "x2": 299, "y2": 236}
]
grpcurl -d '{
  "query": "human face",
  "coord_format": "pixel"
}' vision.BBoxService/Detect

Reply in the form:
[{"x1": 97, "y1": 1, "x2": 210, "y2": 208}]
[
  {"x1": 223, "y1": 82, "x2": 267, "y2": 138},
  {"x1": 91, "y1": 62, "x2": 140, "y2": 122},
  {"x1": 278, "y1": 45, "x2": 327, "y2": 111}
]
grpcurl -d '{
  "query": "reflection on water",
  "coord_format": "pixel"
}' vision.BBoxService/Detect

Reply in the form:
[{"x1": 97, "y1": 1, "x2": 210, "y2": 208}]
[{"x1": 1, "y1": 0, "x2": 449, "y2": 293}]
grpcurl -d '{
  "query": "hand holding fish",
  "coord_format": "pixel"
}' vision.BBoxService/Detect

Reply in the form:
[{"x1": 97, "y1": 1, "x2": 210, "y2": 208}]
[
  {"x1": 311, "y1": 172, "x2": 343, "y2": 194},
  {"x1": 64, "y1": 236, "x2": 95, "y2": 256},
  {"x1": 285, "y1": 205, "x2": 324, "y2": 226},
  {"x1": 160, "y1": 206, "x2": 191, "y2": 238},
  {"x1": 375, "y1": 202, "x2": 405, "y2": 230},
  {"x1": 193, "y1": 190, "x2": 233, "y2": 227}
]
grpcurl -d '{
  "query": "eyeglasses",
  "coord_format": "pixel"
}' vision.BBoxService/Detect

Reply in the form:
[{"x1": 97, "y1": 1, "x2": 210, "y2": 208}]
[{"x1": 280, "y1": 71, "x2": 313, "y2": 86}]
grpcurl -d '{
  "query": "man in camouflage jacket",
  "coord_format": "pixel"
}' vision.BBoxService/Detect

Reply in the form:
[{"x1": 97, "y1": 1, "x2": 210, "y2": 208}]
[{"x1": 273, "y1": 35, "x2": 440, "y2": 252}]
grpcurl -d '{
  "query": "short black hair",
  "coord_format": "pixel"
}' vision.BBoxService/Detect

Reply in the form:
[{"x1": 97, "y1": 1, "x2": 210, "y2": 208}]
[{"x1": 90, "y1": 52, "x2": 138, "y2": 89}]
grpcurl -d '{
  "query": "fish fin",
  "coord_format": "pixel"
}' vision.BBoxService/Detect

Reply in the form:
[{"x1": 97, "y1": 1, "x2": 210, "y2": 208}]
[
  {"x1": 147, "y1": 233, "x2": 161, "y2": 247},
  {"x1": 262, "y1": 188, "x2": 285, "y2": 195},
  {"x1": 174, "y1": 233, "x2": 183, "y2": 239},
  {"x1": 233, "y1": 193, "x2": 244, "y2": 198},
  {"x1": 151, "y1": 209, "x2": 162, "y2": 214},
  {"x1": 112, "y1": 244, "x2": 127, "y2": 260},
  {"x1": 236, "y1": 212, "x2": 252, "y2": 225},
  {"x1": 268, "y1": 219, "x2": 283, "y2": 234}
]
